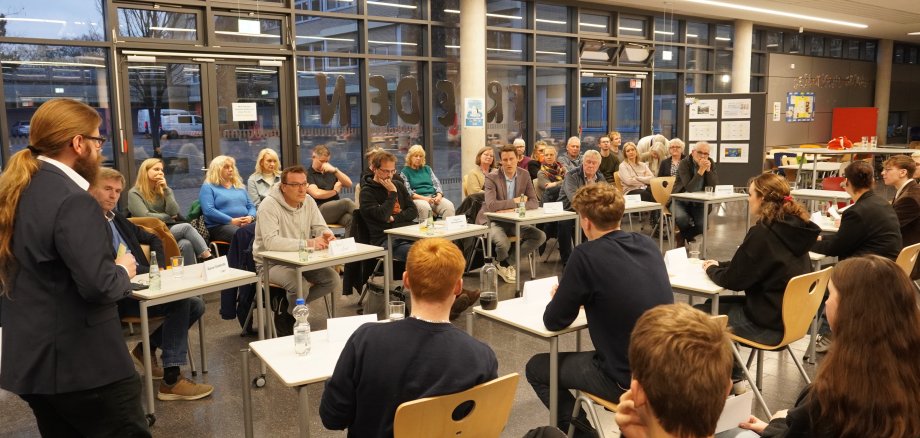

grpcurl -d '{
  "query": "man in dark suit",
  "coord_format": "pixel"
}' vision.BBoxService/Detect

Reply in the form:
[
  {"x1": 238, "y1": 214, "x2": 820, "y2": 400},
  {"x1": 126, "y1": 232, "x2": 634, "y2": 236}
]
[
  {"x1": 884, "y1": 155, "x2": 920, "y2": 279},
  {"x1": 671, "y1": 141, "x2": 718, "y2": 246},
  {"x1": 476, "y1": 144, "x2": 546, "y2": 283},
  {"x1": 90, "y1": 168, "x2": 212, "y2": 401},
  {"x1": 0, "y1": 99, "x2": 148, "y2": 436}
]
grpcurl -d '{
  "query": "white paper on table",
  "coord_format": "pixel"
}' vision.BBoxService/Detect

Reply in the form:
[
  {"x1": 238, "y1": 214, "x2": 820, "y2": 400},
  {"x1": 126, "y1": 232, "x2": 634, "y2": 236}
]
[
  {"x1": 715, "y1": 391, "x2": 754, "y2": 433},
  {"x1": 543, "y1": 202, "x2": 563, "y2": 214},
  {"x1": 328, "y1": 237, "x2": 357, "y2": 256},
  {"x1": 624, "y1": 194, "x2": 642, "y2": 203},
  {"x1": 327, "y1": 314, "x2": 378, "y2": 343},
  {"x1": 714, "y1": 185, "x2": 734, "y2": 195},
  {"x1": 522, "y1": 276, "x2": 559, "y2": 306},
  {"x1": 445, "y1": 215, "x2": 468, "y2": 231},
  {"x1": 202, "y1": 256, "x2": 230, "y2": 281},
  {"x1": 810, "y1": 211, "x2": 825, "y2": 224}
]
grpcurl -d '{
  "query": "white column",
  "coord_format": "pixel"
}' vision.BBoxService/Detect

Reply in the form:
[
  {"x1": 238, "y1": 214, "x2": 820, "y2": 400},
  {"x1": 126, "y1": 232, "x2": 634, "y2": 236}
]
[
  {"x1": 875, "y1": 39, "x2": 893, "y2": 145},
  {"x1": 731, "y1": 20, "x2": 753, "y2": 93},
  {"x1": 460, "y1": 0, "x2": 487, "y2": 180}
]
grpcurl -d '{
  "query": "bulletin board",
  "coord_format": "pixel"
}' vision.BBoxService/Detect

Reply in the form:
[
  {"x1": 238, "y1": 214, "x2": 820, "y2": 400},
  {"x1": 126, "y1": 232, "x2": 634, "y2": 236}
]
[{"x1": 684, "y1": 93, "x2": 766, "y2": 188}]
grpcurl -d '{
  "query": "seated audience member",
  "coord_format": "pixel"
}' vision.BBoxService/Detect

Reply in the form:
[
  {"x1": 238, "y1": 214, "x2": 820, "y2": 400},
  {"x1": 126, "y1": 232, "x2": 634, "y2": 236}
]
[
  {"x1": 128, "y1": 158, "x2": 212, "y2": 263},
  {"x1": 360, "y1": 151, "x2": 418, "y2": 261},
  {"x1": 246, "y1": 148, "x2": 281, "y2": 207},
  {"x1": 618, "y1": 142, "x2": 656, "y2": 203},
  {"x1": 536, "y1": 145, "x2": 565, "y2": 203},
  {"x1": 912, "y1": 151, "x2": 920, "y2": 180},
  {"x1": 515, "y1": 138, "x2": 532, "y2": 170},
  {"x1": 607, "y1": 130, "x2": 624, "y2": 160},
  {"x1": 401, "y1": 144, "x2": 455, "y2": 222},
  {"x1": 557, "y1": 136, "x2": 583, "y2": 172},
  {"x1": 557, "y1": 150, "x2": 605, "y2": 265},
  {"x1": 476, "y1": 144, "x2": 546, "y2": 283},
  {"x1": 659, "y1": 138, "x2": 686, "y2": 177},
  {"x1": 199, "y1": 155, "x2": 256, "y2": 243},
  {"x1": 735, "y1": 256, "x2": 920, "y2": 438},
  {"x1": 671, "y1": 141, "x2": 718, "y2": 246},
  {"x1": 645, "y1": 141, "x2": 667, "y2": 177},
  {"x1": 637, "y1": 134, "x2": 668, "y2": 160},
  {"x1": 597, "y1": 135, "x2": 620, "y2": 183},
  {"x1": 616, "y1": 304, "x2": 733, "y2": 438},
  {"x1": 306, "y1": 144, "x2": 355, "y2": 237},
  {"x1": 527, "y1": 141, "x2": 547, "y2": 180},
  {"x1": 526, "y1": 183, "x2": 673, "y2": 436},
  {"x1": 319, "y1": 238, "x2": 498, "y2": 437},
  {"x1": 699, "y1": 173, "x2": 819, "y2": 351},
  {"x1": 254, "y1": 166, "x2": 339, "y2": 313},
  {"x1": 882, "y1": 155, "x2": 920, "y2": 279},
  {"x1": 464, "y1": 146, "x2": 496, "y2": 196},
  {"x1": 92, "y1": 168, "x2": 212, "y2": 401}
]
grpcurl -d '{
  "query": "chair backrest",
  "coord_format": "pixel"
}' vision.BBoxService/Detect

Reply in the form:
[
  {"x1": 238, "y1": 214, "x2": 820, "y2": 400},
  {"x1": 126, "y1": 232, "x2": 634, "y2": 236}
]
[
  {"x1": 896, "y1": 242, "x2": 920, "y2": 277},
  {"x1": 128, "y1": 216, "x2": 182, "y2": 260},
  {"x1": 649, "y1": 176, "x2": 676, "y2": 215},
  {"x1": 771, "y1": 267, "x2": 832, "y2": 348},
  {"x1": 462, "y1": 174, "x2": 469, "y2": 198},
  {"x1": 393, "y1": 373, "x2": 520, "y2": 438},
  {"x1": 821, "y1": 176, "x2": 846, "y2": 192},
  {"x1": 533, "y1": 178, "x2": 543, "y2": 202},
  {"x1": 780, "y1": 156, "x2": 797, "y2": 167},
  {"x1": 354, "y1": 183, "x2": 361, "y2": 205},
  {"x1": 773, "y1": 152, "x2": 797, "y2": 176},
  {"x1": 613, "y1": 172, "x2": 624, "y2": 193}
]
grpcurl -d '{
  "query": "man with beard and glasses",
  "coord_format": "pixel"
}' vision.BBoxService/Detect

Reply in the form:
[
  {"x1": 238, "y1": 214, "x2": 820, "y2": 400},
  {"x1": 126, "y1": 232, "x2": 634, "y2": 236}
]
[{"x1": 0, "y1": 99, "x2": 150, "y2": 436}]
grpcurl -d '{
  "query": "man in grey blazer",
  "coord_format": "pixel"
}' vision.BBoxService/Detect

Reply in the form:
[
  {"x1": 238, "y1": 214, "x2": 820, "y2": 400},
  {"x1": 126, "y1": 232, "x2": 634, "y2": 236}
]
[
  {"x1": 476, "y1": 144, "x2": 546, "y2": 283},
  {"x1": 0, "y1": 99, "x2": 149, "y2": 436}
]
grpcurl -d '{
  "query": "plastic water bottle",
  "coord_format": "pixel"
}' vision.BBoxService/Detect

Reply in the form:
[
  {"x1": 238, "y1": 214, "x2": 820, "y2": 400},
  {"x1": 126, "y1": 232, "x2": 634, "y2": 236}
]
[
  {"x1": 299, "y1": 237, "x2": 308, "y2": 262},
  {"x1": 479, "y1": 257, "x2": 498, "y2": 310},
  {"x1": 425, "y1": 208, "x2": 435, "y2": 235},
  {"x1": 518, "y1": 195, "x2": 527, "y2": 218},
  {"x1": 292, "y1": 298, "x2": 311, "y2": 356},
  {"x1": 148, "y1": 251, "x2": 161, "y2": 291}
]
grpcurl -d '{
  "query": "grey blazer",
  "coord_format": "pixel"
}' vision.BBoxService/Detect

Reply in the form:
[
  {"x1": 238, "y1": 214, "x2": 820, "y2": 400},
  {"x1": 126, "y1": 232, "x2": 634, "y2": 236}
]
[{"x1": 477, "y1": 168, "x2": 540, "y2": 224}]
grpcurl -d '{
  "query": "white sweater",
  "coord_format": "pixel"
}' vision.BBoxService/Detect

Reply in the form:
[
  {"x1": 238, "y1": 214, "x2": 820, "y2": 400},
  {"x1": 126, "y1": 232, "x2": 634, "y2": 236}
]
[{"x1": 253, "y1": 183, "x2": 330, "y2": 267}]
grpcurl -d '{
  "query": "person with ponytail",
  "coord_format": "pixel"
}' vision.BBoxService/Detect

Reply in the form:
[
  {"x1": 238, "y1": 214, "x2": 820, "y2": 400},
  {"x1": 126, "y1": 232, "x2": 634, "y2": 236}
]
[
  {"x1": 0, "y1": 99, "x2": 149, "y2": 436},
  {"x1": 697, "y1": 173, "x2": 820, "y2": 348}
]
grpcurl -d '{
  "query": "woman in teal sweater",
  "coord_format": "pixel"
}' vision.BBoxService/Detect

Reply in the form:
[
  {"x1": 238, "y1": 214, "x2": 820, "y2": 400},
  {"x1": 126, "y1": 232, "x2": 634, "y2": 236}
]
[{"x1": 400, "y1": 144, "x2": 455, "y2": 222}]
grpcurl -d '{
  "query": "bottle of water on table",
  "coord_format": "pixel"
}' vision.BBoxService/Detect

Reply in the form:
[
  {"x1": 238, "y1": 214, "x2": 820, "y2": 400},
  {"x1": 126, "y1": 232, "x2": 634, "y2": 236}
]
[
  {"x1": 148, "y1": 251, "x2": 161, "y2": 291},
  {"x1": 293, "y1": 298, "x2": 311, "y2": 355}
]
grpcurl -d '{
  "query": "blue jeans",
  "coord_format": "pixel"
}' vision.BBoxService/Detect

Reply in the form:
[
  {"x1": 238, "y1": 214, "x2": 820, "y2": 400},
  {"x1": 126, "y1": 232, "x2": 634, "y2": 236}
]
[
  {"x1": 171, "y1": 223, "x2": 209, "y2": 262},
  {"x1": 672, "y1": 199, "x2": 705, "y2": 240},
  {"x1": 118, "y1": 296, "x2": 206, "y2": 368}
]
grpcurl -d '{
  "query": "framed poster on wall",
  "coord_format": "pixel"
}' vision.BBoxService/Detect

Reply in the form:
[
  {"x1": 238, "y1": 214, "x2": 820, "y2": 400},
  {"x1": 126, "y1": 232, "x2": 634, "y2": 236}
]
[{"x1": 786, "y1": 92, "x2": 815, "y2": 122}]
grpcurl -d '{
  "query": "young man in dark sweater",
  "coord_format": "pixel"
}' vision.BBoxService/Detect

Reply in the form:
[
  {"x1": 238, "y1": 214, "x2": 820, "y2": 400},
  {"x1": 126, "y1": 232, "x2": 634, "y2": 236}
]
[
  {"x1": 358, "y1": 150, "x2": 418, "y2": 261},
  {"x1": 526, "y1": 183, "x2": 673, "y2": 436},
  {"x1": 320, "y1": 238, "x2": 498, "y2": 437}
]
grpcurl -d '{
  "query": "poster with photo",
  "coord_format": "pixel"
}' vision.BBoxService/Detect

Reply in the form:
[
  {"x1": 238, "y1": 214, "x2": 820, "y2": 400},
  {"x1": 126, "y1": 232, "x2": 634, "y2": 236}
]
[
  {"x1": 689, "y1": 99, "x2": 719, "y2": 119},
  {"x1": 720, "y1": 144, "x2": 749, "y2": 164},
  {"x1": 721, "y1": 99, "x2": 752, "y2": 119},
  {"x1": 786, "y1": 92, "x2": 815, "y2": 122},
  {"x1": 464, "y1": 98, "x2": 484, "y2": 127}
]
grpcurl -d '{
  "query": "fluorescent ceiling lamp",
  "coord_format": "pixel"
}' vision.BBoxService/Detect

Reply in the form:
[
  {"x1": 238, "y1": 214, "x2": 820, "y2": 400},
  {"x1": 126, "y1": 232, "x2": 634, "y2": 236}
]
[
  {"x1": 536, "y1": 18, "x2": 567, "y2": 25},
  {"x1": 296, "y1": 35, "x2": 355, "y2": 42},
  {"x1": 909, "y1": 32, "x2": 920, "y2": 35},
  {"x1": 715, "y1": 37, "x2": 731, "y2": 41},
  {"x1": 236, "y1": 67, "x2": 277, "y2": 74},
  {"x1": 687, "y1": 33, "x2": 699, "y2": 38},
  {"x1": 619, "y1": 27, "x2": 643, "y2": 32},
  {"x1": 149, "y1": 26, "x2": 195, "y2": 33},
  {"x1": 368, "y1": 40, "x2": 418, "y2": 46},
  {"x1": 580, "y1": 22, "x2": 607, "y2": 29},
  {"x1": 445, "y1": 45, "x2": 460, "y2": 49},
  {"x1": 686, "y1": 0, "x2": 867, "y2": 28},
  {"x1": 487, "y1": 13, "x2": 522, "y2": 20},
  {"x1": 215, "y1": 30, "x2": 278, "y2": 38},
  {"x1": 367, "y1": 1, "x2": 417, "y2": 9},
  {"x1": 444, "y1": 9, "x2": 460, "y2": 14},
  {"x1": 0, "y1": 17, "x2": 66, "y2": 25},
  {"x1": 127, "y1": 66, "x2": 166, "y2": 70},
  {"x1": 766, "y1": 43, "x2": 779, "y2": 47},
  {"x1": 487, "y1": 48, "x2": 523, "y2": 53},
  {"x1": 536, "y1": 50, "x2": 566, "y2": 56},
  {"x1": 298, "y1": 70, "x2": 356, "y2": 75},
  {"x1": 655, "y1": 30, "x2": 674, "y2": 35},
  {"x1": 4, "y1": 60, "x2": 104, "y2": 68}
]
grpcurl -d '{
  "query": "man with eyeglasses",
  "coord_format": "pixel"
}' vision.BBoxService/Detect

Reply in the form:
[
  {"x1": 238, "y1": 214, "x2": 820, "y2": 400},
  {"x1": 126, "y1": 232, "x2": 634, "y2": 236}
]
[
  {"x1": 254, "y1": 165, "x2": 339, "y2": 314},
  {"x1": 359, "y1": 151, "x2": 418, "y2": 262},
  {"x1": 671, "y1": 141, "x2": 718, "y2": 246}
]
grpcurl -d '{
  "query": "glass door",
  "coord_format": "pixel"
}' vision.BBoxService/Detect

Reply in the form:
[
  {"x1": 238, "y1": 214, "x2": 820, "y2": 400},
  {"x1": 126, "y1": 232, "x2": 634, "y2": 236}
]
[
  {"x1": 613, "y1": 77, "x2": 642, "y2": 144},
  {"x1": 580, "y1": 75, "x2": 608, "y2": 151}
]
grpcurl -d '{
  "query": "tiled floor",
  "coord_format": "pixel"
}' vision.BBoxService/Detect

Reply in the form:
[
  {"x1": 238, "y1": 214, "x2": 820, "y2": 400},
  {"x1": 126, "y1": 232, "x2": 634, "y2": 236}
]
[{"x1": 0, "y1": 200, "x2": 836, "y2": 437}]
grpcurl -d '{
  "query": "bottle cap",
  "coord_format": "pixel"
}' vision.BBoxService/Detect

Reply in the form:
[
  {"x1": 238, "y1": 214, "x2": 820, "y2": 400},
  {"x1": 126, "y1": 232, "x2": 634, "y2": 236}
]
[{"x1": 295, "y1": 298, "x2": 305, "y2": 306}]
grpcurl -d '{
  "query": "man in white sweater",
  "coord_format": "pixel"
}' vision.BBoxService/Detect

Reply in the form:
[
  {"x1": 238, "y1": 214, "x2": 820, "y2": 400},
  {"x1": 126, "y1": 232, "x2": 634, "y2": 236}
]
[{"x1": 254, "y1": 165, "x2": 340, "y2": 313}]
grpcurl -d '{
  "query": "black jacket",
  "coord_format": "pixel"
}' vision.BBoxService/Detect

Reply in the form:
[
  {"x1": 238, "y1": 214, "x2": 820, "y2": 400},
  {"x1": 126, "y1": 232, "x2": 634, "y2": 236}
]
[
  {"x1": 706, "y1": 215, "x2": 820, "y2": 332},
  {"x1": 672, "y1": 155, "x2": 718, "y2": 195},
  {"x1": 811, "y1": 190, "x2": 901, "y2": 260},
  {"x1": 893, "y1": 180, "x2": 920, "y2": 278},
  {"x1": 359, "y1": 172, "x2": 418, "y2": 246},
  {"x1": 657, "y1": 155, "x2": 685, "y2": 177},
  {"x1": 111, "y1": 210, "x2": 165, "y2": 274}
]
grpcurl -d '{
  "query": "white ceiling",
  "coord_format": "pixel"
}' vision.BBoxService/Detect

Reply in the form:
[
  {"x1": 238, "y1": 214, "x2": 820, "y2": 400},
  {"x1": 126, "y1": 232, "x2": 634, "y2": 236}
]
[{"x1": 594, "y1": 0, "x2": 920, "y2": 42}]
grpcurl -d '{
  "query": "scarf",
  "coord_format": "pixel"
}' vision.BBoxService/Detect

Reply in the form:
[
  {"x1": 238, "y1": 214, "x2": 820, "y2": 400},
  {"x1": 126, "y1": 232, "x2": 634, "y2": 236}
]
[{"x1": 541, "y1": 161, "x2": 565, "y2": 182}]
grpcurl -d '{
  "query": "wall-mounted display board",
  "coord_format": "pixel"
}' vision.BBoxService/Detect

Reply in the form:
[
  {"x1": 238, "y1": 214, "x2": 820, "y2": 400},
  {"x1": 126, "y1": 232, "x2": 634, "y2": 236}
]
[
  {"x1": 685, "y1": 93, "x2": 766, "y2": 188},
  {"x1": 787, "y1": 92, "x2": 815, "y2": 122}
]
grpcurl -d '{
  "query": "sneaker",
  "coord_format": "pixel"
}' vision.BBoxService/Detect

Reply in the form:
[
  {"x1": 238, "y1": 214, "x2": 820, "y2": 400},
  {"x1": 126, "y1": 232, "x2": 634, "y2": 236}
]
[
  {"x1": 131, "y1": 343, "x2": 163, "y2": 380},
  {"x1": 815, "y1": 334, "x2": 833, "y2": 353},
  {"x1": 461, "y1": 288, "x2": 481, "y2": 304},
  {"x1": 449, "y1": 294, "x2": 471, "y2": 320},
  {"x1": 157, "y1": 377, "x2": 214, "y2": 401},
  {"x1": 731, "y1": 379, "x2": 749, "y2": 395},
  {"x1": 496, "y1": 265, "x2": 516, "y2": 283},
  {"x1": 507, "y1": 265, "x2": 517, "y2": 281}
]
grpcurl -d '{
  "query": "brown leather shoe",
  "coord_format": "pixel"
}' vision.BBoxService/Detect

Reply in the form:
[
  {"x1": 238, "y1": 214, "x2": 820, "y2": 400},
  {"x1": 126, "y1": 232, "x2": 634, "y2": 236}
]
[
  {"x1": 449, "y1": 294, "x2": 472, "y2": 320},
  {"x1": 462, "y1": 288, "x2": 481, "y2": 304}
]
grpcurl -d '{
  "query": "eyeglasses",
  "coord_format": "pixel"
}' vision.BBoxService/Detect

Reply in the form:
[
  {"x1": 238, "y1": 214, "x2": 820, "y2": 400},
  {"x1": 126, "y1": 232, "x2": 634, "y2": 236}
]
[
  {"x1": 283, "y1": 182, "x2": 309, "y2": 188},
  {"x1": 376, "y1": 168, "x2": 396, "y2": 175},
  {"x1": 82, "y1": 135, "x2": 107, "y2": 148}
]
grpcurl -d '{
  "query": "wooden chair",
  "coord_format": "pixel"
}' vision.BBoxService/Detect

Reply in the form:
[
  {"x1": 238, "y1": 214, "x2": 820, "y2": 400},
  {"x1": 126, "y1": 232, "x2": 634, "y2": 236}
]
[
  {"x1": 393, "y1": 373, "x2": 519, "y2": 438},
  {"x1": 730, "y1": 267, "x2": 832, "y2": 415},
  {"x1": 613, "y1": 172, "x2": 624, "y2": 193},
  {"x1": 567, "y1": 392, "x2": 619, "y2": 438},
  {"x1": 650, "y1": 176, "x2": 676, "y2": 246},
  {"x1": 128, "y1": 217, "x2": 182, "y2": 260},
  {"x1": 895, "y1": 242, "x2": 920, "y2": 278},
  {"x1": 462, "y1": 174, "x2": 470, "y2": 198}
]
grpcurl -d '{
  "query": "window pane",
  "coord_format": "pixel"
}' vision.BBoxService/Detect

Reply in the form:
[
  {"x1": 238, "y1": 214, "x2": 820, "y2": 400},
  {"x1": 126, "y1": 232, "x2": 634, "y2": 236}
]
[
  {"x1": 846, "y1": 40, "x2": 861, "y2": 59},
  {"x1": 714, "y1": 73, "x2": 731, "y2": 93},
  {"x1": 432, "y1": 26, "x2": 460, "y2": 59},
  {"x1": 686, "y1": 22, "x2": 709, "y2": 44},
  {"x1": 785, "y1": 34, "x2": 803, "y2": 54},
  {"x1": 808, "y1": 36, "x2": 824, "y2": 56},
  {"x1": 535, "y1": 36, "x2": 570, "y2": 64},
  {"x1": 432, "y1": 0, "x2": 460, "y2": 24},
  {"x1": 579, "y1": 12, "x2": 610, "y2": 35},
  {"x1": 580, "y1": 76, "x2": 607, "y2": 142},
  {"x1": 0, "y1": 0, "x2": 104, "y2": 41},
  {"x1": 654, "y1": 17, "x2": 680, "y2": 43},
  {"x1": 828, "y1": 38, "x2": 843, "y2": 58},
  {"x1": 685, "y1": 73, "x2": 710, "y2": 94},
  {"x1": 295, "y1": 16, "x2": 359, "y2": 53},
  {"x1": 485, "y1": 65, "x2": 527, "y2": 146},
  {"x1": 487, "y1": 0, "x2": 527, "y2": 29},
  {"x1": 431, "y1": 62, "x2": 461, "y2": 205},
  {"x1": 213, "y1": 15, "x2": 283, "y2": 45},
  {"x1": 863, "y1": 41, "x2": 876, "y2": 61},
  {"x1": 655, "y1": 46, "x2": 679, "y2": 69},
  {"x1": 654, "y1": 72, "x2": 678, "y2": 139},
  {"x1": 752, "y1": 30, "x2": 762, "y2": 50},
  {"x1": 714, "y1": 24, "x2": 732, "y2": 48},
  {"x1": 751, "y1": 76, "x2": 765, "y2": 92},
  {"x1": 295, "y1": 0, "x2": 357, "y2": 14},
  {"x1": 751, "y1": 53, "x2": 765, "y2": 74},
  {"x1": 619, "y1": 17, "x2": 647, "y2": 39},
  {"x1": 687, "y1": 48, "x2": 710, "y2": 71},
  {"x1": 766, "y1": 31, "x2": 783, "y2": 52},
  {"x1": 715, "y1": 50, "x2": 732, "y2": 72},
  {"x1": 536, "y1": 3, "x2": 569, "y2": 33},
  {"x1": 366, "y1": 0, "x2": 421, "y2": 20},
  {"x1": 298, "y1": 57, "x2": 363, "y2": 198},
  {"x1": 118, "y1": 8, "x2": 197, "y2": 41},
  {"x1": 367, "y1": 60, "x2": 423, "y2": 169},
  {"x1": 2, "y1": 44, "x2": 111, "y2": 160},
  {"x1": 614, "y1": 78, "x2": 641, "y2": 144},
  {"x1": 368, "y1": 22, "x2": 423, "y2": 57},
  {"x1": 487, "y1": 31, "x2": 527, "y2": 61},
  {"x1": 535, "y1": 67, "x2": 569, "y2": 145}
]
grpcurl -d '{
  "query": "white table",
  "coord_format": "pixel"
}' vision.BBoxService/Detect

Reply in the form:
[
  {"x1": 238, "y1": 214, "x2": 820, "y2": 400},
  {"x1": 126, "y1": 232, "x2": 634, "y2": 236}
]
[
  {"x1": 132, "y1": 266, "x2": 260, "y2": 419},
  {"x1": 668, "y1": 192, "x2": 750, "y2": 259},
  {"x1": 465, "y1": 297, "x2": 587, "y2": 426},
  {"x1": 784, "y1": 147, "x2": 910, "y2": 188},
  {"x1": 791, "y1": 189, "x2": 851, "y2": 203},
  {"x1": 625, "y1": 201, "x2": 665, "y2": 250},
  {"x1": 485, "y1": 209, "x2": 580, "y2": 294},
  {"x1": 243, "y1": 330, "x2": 345, "y2": 438},
  {"x1": 385, "y1": 221, "x2": 491, "y2": 275},
  {"x1": 259, "y1": 243, "x2": 389, "y2": 331},
  {"x1": 668, "y1": 265, "x2": 726, "y2": 313}
]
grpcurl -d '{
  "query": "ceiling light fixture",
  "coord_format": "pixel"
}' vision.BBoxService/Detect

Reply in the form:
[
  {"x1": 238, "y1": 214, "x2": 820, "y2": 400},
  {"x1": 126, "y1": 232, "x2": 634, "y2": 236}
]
[
  {"x1": 619, "y1": 26, "x2": 643, "y2": 32},
  {"x1": 296, "y1": 35, "x2": 355, "y2": 42},
  {"x1": 909, "y1": 32, "x2": 920, "y2": 35},
  {"x1": 487, "y1": 13, "x2": 522, "y2": 20},
  {"x1": 536, "y1": 18, "x2": 567, "y2": 25},
  {"x1": 686, "y1": 0, "x2": 867, "y2": 28},
  {"x1": 149, "y1": 26, "x2": 196, "y2": 32},
  {"x1": 368, "y1": 40, "x2": 418, "y2": 46},
  {"x1": 366, "y1": 1, "x2": 417, "y2": 9},
  {"x1": 580, "y1": 22, "x2": 607, "y2": 29}
]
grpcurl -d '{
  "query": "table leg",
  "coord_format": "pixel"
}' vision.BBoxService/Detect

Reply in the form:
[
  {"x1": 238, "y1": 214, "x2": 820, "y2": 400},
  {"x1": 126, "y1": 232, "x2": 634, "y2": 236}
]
[
  {"x1": 574, "y1": 216, "x2": 582, "y2": 246},
  {"x1": 140, "y1": 302, "x2": 155, "y2": 416},
  {"x1": 515, "y1": 223, "x2": 522, "y2": 296},
  {"x1": 199, "y1": 306, "x2": 207, "y2": 373},
  {"x1": 549, "y1": 337, "x2": 559, "y2": 427},
  {"x1": 466, "y1": 312, "x2": 474, "y2": 336},
  {"x1": 241, "y1": 349, "x2": 254, "y2": 438},
  {"x1": 711, "y1": 294, "x2": 720, "y2": 316},
  {"x1": 806, "y1": 315, "x2": 818, "y2": 364},
  {"x1": 261, "y1": 264, "x2": 270, "y2": 340},
  {"x1": 811, "y1": 153, "x2": 818, "y2": 189},
  {"x1": 298, "y1": 386, "x2": 311, "y2": 438},
  {"x1": 575, "y1": 331, "x2": 582, "y2": 352},
  {"x1": 384, "y1": 252, "x2": 391, "y2": 313},
  {"x1": 658, "y1": 206, "x2": 664, "y2": 252},
  {"x1": 701, "y1": 201, "x2": 710, "y2": 259},
  {"x1": 296, "y1": 266, "x2": 304, "y2": 302}
]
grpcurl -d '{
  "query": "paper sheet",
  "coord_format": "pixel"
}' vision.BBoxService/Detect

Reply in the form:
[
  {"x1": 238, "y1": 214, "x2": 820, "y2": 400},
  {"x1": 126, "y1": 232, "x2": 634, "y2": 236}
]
[
  {"x1": 327, "y1": 314, "x2": 378, "y2": 343},
  {"x1": 716, "y1": 391, "x2": 754, "y2": 433},
  {"x1": 522, "y1": 276, "x2": 559, "y2": 306}
]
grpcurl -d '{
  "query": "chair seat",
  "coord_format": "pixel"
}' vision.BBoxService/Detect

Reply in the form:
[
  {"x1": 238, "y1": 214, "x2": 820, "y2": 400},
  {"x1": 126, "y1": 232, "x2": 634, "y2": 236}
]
[
  {"x1": 585, "y1": 392, "x2": 618, "y2": 412},
  {"x1": 122, "y1": 315, "x2": 165, "y2": 325},
  {"x1": 729, "y1": 333, "x2": 786, "y2": 352}
]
